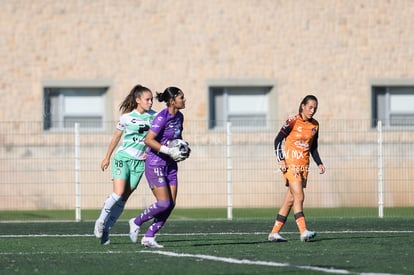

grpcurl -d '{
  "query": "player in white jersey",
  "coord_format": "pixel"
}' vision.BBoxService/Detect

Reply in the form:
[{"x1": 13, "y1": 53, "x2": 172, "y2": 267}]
[{"x1": 94, "y1": 84, "x2": 156, "y2": 245}]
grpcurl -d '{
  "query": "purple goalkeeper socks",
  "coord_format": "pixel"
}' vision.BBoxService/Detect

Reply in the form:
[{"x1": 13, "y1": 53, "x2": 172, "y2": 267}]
[
  {"x1": 134, "y1": 200, "x2": 171, "y2": 226},
  {"x1": 145, "y1": 204, "x2": 175, "y2": 237}
]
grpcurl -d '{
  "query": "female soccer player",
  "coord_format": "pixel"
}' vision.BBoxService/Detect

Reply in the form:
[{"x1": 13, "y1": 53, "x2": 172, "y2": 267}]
[
  {"x1": 128, "y1": 86, "x2": 188, "y2": 248},
  {"x1": 94, "y1": 84, "x2": 156, "y2": 245},
  {"x1": 268, "y1": 95, "x2": 326, "y2": 242}
]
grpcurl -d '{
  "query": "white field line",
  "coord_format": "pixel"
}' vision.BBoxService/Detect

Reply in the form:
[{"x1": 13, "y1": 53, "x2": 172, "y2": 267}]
[
  {"x1": 141, "y1": 250, "x2": 400, "y2": 275},
  {"x1": 0, "y1": 230, "x2": 412, "y2": 238},
  {"x1": 0, "y1": 249, "x2": 399, "y2": 275},
  {"x1": 0, "y1": 230, "x2": 405, "y2": 275}
]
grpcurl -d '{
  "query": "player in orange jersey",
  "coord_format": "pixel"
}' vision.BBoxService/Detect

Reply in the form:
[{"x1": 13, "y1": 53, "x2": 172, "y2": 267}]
[{"x1": 268, "y1": 95, "x2": 326, "y2": 242}]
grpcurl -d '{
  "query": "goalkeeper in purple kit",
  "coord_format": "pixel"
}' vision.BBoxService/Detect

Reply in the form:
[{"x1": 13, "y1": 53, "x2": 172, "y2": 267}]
[{"x1": 128, "y1": 86, "x2": 189, "y2": 248}]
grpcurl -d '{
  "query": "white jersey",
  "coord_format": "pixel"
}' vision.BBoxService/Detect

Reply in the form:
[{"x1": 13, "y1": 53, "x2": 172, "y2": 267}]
[{"x1": 115, "y1": 109, "x2": 156, "y2": 160}]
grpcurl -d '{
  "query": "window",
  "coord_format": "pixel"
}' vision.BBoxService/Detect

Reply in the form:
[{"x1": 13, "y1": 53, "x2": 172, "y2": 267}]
[
  {"x1": 372, "y1": 85, "x2": 414, "y2": 128},
  {"x1": 43, "y1": 81, "x2": 111, "y2": 131},
  {"x1": 208, "y1": 79, "x2": 277, "y2": 130}
]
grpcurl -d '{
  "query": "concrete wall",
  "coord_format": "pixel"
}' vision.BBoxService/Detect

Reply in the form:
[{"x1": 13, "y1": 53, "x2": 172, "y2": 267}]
[
  {"x1": 1, "y1": 0, "x2": 414, "y2": 124},
  {"x1": 1, "y1": 0, "x2": 413, "y2": 210}
]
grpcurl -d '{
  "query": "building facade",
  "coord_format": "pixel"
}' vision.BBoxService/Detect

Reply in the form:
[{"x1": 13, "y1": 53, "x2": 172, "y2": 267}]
[{"x1": 1, "y1": 0, "x2": 413, "y2": 211}]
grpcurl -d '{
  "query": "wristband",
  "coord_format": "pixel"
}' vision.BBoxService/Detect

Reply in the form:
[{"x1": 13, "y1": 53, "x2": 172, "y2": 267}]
[{"x1": 159, "y1": 145, "x2": 170, "y2": 155}]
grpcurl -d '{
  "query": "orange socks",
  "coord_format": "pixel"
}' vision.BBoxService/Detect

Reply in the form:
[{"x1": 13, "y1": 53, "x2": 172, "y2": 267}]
[
  {"x1": 271, "y1": 212, "x2": 308, "y2": 234},
  {"x1": 294, "y1": 212, "x2": 307, "y2": 234},
  {"x1": 271, "y1": 214, "x2": 287, "y2": 233}
]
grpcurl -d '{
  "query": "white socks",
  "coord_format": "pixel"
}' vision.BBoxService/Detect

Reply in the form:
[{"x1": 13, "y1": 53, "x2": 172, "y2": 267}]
[
  {"x1": 98, "y1": 193, "x2": 121, "y2": 223},
  {"x1": 105, "y1": 199, "x2": 126, "y2": 231}
]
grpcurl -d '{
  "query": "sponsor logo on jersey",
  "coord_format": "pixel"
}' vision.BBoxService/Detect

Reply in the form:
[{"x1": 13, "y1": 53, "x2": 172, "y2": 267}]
[{"x1": 294, "y1": 140, "x2": 310, "y2": 150}]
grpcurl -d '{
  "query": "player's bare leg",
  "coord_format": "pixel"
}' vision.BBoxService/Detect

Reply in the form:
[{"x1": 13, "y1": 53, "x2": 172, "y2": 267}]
[
  {"x1": 269, "y1": 191, "x2": 293, "y2": 242},
  {"x1": 289, "y1": 181, "x2": 316, "y2": 241}
]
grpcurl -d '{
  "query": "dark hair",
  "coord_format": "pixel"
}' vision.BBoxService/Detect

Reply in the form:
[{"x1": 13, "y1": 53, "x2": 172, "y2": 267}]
[
  {"x1": 156, "y1": 86, "x2": 182, "y2": 106},
  {"x1": 299, "y1": 95, "x2": 318, "y2": 113},
  {"x1": 119, "y1": 84, "x2": 151, "y2": 113}
]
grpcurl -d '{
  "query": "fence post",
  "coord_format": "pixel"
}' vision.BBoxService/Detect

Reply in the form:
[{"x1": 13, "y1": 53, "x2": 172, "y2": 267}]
[
  {"x1": 226, "y1": 122, "x2": 233, "y2": 220},
  {"x1": 377, "y1": 120, "x2": 384, "y2": 218},
  {"x1": 75, "y1": 123, "x2": 81, "y2": 222}
]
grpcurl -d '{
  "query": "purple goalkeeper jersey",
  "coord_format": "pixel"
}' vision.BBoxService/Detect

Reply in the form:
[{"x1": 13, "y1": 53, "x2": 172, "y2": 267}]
[{"x1": 146, "y1": 108, "x2": 184, "y2": 166}]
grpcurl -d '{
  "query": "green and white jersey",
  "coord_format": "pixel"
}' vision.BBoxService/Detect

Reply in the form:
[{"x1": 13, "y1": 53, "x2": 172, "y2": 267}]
[{"x1": 115, "y1": 109, "x2": 157, "y2": 161}]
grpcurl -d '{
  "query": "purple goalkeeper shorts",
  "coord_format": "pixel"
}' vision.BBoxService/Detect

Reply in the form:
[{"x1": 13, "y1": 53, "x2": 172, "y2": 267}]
[{"x1": 145, "y1": 162, "x2": 178, "y2": 189}]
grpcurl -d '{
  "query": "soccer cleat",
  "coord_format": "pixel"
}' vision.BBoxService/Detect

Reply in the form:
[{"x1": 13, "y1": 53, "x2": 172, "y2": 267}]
[
  {"x1": 101, "y1": 231, "x2": 110, "y2": 245},
  {"x1": 94, "y1": 220, "x2": 104, "y2": 239},
  {"x1": 129, "y1": 218, "x2": 140, "y2": 243},
  {"x1": 300, "y1": 230, "x2": 316, "y2": 242},
  {"x1": 141, "y1": 236, "x2": 164, "y2": 248},
  {"x1": 268, "y1": 232, "x2": 287, "y2": 242}
]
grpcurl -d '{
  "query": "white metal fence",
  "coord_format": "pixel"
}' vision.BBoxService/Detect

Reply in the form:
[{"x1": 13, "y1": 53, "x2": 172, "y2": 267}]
[{"x1": 0, "y1": 120, "x2": 413, "y2": 218}]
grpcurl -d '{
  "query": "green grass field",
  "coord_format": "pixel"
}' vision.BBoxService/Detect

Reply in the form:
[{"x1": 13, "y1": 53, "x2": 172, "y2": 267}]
[{"x1": 0, "y1": 209, "x2": 413, "y2": 274}]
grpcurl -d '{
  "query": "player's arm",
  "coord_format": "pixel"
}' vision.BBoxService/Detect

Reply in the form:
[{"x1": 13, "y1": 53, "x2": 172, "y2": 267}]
[
  {"x1": 274, "y1": 131, "x2": 287, "y2": 162},
  {"x1": 101, "y1": 129, "x2": 123, "y2": 171},
  {"x1": 274, "y1": 119, "x2": 293, "y2": 172},
  {"x1": 144, "y1": 130, "x2": 162, "y2": 152},
  {"x1": 274, "y1": 118, "x2": 294, "y2": 160},
  {"x1": 274, "y1": 131, "x2": 288, "y2": 172},
  {"x1": 144, "y1": 111, "x2": 166, "y2": 153},
  {"x1": 145, "y1": 130, "x2": 184, "y2": 162},
  {"x1": 310, "y1": 131, "x2": 326, "y2": 174}
]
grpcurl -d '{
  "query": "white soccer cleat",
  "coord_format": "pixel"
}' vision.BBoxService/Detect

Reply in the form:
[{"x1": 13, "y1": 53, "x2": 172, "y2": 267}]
[
  {"x1": 94, "y1": 220, "x2": 104, "y2": 239},
  {"x1": 268, "y1": 232, "x2": 287, "y2": 242},
  {"x1": 141, "y1": 236, "x2": 164, "y2": 248},
  {"x1": 300, "y1": 230, "x2": 316, "y2": 242},
  {"x1": 129, "y1": 218, "x2": 140, "y2": 243}
]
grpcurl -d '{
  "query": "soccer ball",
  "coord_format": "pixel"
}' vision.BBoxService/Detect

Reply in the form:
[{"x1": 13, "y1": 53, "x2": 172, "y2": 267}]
[{"x1": 168, "y1": 139, "x2": 191, "y2": 160}]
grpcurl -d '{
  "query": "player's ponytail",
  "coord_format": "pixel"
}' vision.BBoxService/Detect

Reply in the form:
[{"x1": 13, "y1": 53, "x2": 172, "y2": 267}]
[
  {"x1": 119, "y1": 84, "x2": 151, "y2": 114},
  {"x1": 156, "y1": 86, "x2": 182, "y2": 106}
]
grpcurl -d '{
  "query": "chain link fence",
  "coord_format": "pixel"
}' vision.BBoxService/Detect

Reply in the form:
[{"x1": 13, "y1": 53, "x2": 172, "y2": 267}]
[{"x1": 0, "y1": 120, "x2": 413, "y2": 217}]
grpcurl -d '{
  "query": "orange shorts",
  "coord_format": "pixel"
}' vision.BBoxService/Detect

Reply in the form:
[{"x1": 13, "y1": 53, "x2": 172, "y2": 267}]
[{"x1": 282, "y1": 165, "x2": 309, "y2": 188}]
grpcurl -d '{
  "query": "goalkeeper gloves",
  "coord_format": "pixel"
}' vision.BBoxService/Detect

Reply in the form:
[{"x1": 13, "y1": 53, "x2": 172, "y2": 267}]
[{"x1": 159, "y1": 145, "x2": 186, "y2": 162}]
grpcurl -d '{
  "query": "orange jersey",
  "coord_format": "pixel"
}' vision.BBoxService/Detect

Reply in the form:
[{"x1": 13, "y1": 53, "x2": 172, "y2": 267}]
[{"x1": 277, "y1": 114, "x2": 320, "y2": 167}]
